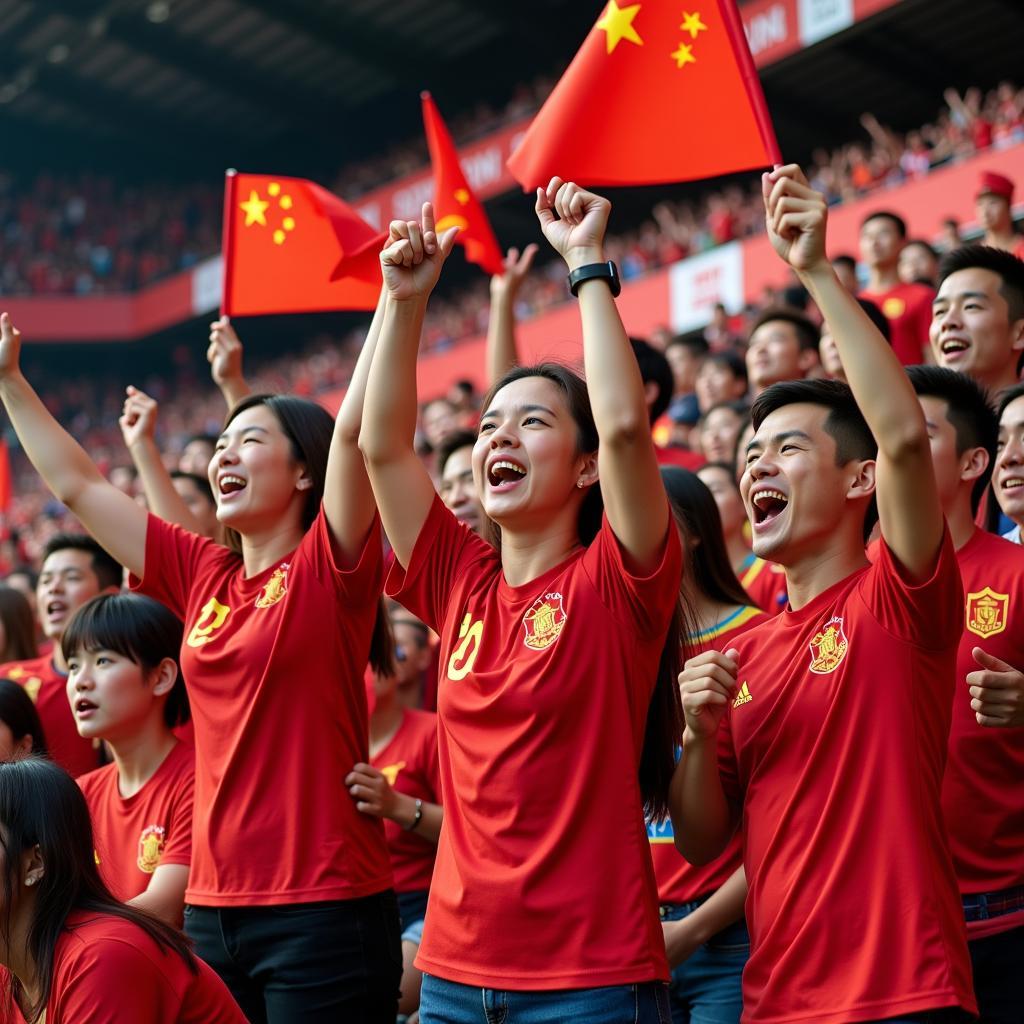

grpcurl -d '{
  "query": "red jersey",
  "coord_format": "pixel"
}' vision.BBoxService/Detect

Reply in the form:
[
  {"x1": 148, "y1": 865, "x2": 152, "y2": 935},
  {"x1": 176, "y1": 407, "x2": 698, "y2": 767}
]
[
  {"x1": 859, "y1": 281, "x2": 935, "y2": 366},
  {"x1": 44, "y1": 911, "x2": 245, "y2": 1023},
  {"x1": 944, "y1": 529, "x2": 1024, "y2": 938},
  {"x1": 371, "y1": 707, "x2": 441, "y2": 893},
  {"x1": 739, "y1": 555, "x2": 787, "y2": 615},
  {"x1": 722, "y1": 536, "x2": 975, "y2": 1023},
  {"x1": 0, "y1": 655, "x2": 99, "y2": 777},
  {"x1": 650, "y1": 606, "x2": 765, "y2": 904},
  {"x1": 389, "y1": 496, "x2": 682, "y2": 989},
  {"x1": 655, "y1": 445, "x2": 706, "y2": 471},
  {"x1": 78, "y1": 740, "x2": 194, "y2": 901},
  {"x1": 131, "y1": 510, "x2": 392, "y2": 906}
]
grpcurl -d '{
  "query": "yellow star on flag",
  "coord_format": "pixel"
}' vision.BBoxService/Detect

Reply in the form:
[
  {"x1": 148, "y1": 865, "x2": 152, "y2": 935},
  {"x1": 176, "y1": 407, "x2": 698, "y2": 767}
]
[
  {"x1": 596, "y1": 0, "x2": 643, "y2": 54},
  {"x1": 670, "y1": 41, "x2": 696, "y2": 68},
  {"x1": 680, "y1": 11, "x2": 707, "y2": 39},
  {"x1": 239, "y1": 190, "x2": 269, "y2": 227}
]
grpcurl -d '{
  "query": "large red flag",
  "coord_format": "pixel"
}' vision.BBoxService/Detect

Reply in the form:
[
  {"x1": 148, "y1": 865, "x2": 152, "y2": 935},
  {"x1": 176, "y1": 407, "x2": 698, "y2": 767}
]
[
  {"x1": 507, "y1": 0, "x2": 780, "y2": 189},
  {"x1": 421, "y1": 93, "x2": 505, "y2": 276},
  {"x1": 221, "y1": 172, "x2": 384, "y2": 317}
]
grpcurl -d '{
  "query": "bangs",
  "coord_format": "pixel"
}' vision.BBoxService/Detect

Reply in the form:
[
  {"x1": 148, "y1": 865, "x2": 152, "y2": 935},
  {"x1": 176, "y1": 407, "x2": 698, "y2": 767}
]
[{"x1": 60, "y1": 594, "x2": 183, "y2": 671}]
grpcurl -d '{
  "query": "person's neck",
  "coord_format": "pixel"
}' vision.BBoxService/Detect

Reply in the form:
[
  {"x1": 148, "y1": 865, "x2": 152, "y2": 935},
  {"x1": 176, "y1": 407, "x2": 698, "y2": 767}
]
[
  {"x1": 240, "y1": 520, "x2": 304, "y2": 577},
  {"x1": 499, "y1": 517, "x2": 582, "y2": 589},
  {"x1": 947, "y1": 494, "x2": 979, "y2": 552},
  {"x1": 2, "y1": 907, "x2": 40, "y2": 1010},
  {"x1": 369, "y1": 693, "x2": 404, "y2": 757},
  {"x1": 867, "y1": 264, "x2": 899, "y2": 291},
  {"x1": 109, "y1": 723, "x2": 178, "y2": 799},
  {"x1": 684, "y1": 582, "x2": 745, "y2": 635},
  {"x1": 976, "y1": 363, "x2": 1021, "y2": 397},
  {"x1": 726, "y1": 532, "x2": 753, "y2": 574},
  {"x1": 985, "y1": 227, "x2": 1018, "y2": 250},
  {"x1": 778, "y1": 534, "x2": 870, "y2": 610}
]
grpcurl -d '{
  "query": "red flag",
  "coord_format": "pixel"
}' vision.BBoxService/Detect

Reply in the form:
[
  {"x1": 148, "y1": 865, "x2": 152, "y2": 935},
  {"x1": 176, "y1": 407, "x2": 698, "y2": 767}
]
[
  {"x1": 221, "y1": 172, "x2": 384, "y2": 317},
  {"x1": 421, "y1": 93, "x2": 505, "y2": 276},
  {"x1": 507, "y1": 0, "x2": 780, "y2": 189}
]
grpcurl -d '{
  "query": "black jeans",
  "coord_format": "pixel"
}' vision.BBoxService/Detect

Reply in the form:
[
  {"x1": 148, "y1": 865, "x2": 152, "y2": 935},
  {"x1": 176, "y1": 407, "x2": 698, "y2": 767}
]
[
  {"x1": 184, "y1": 891, "x2": 402, "y2": 1024},
  {"x1": 969, "y1": 924, "x2": 1024, "y2": 1024}
]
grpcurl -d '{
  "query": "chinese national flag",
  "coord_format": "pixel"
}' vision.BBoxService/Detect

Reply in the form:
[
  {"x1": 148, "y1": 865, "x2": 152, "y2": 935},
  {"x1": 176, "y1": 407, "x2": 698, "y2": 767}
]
[
  {"x1": 221, "y1": 173, "x2": 385, "y2": 317},
  {"x1": 507, "y1": 0, "x2": 780, "y2": 189},
  {"x1": 421, "y1": 92, "x2": 505, "y2": 276}
]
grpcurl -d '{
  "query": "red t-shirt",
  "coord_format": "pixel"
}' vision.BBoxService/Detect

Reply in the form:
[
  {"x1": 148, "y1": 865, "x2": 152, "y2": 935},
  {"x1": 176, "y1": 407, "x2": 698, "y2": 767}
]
[
  {"x1": 388, "y1": 496, "x2": 682, "y2": 990},
  {"x1": 0, "y1": 655, "x2": 100, "y2": 778},
  {"x1": 371, "y1": 707, "x2": 441, "y2": 894},
  {"x1": 722, "y1": 536, "x2": 976, "y2": 1023},
  {"x1": 78, "y1": 740, "x2": 195, "y2": 902},
  {"x1": 655, "y1": 445, "x2": 706, "y2": 471},
  {"x1": 650, "y1": 606, "x2": 765, "y2": 904},
  {"x1": 859, "y1": 282, "x2": 936, "y2": 366},
  {"x1": 131, "y1": 510, "x2": 392, "y2": 906},
  {"x1": 738, "y1": 555, "x2": 788, "y2": 615},
  {"x1": 943, "y1": 529, "x2": 1024, "y2": 939},
  {"x1": 42, "y1": 911, "x2": 245, "y2": 1023}
]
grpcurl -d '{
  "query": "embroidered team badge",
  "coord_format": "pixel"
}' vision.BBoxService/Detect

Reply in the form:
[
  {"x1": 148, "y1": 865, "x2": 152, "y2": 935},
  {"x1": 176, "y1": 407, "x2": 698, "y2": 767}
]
[
  {"x1": 966, "y1": 587, "x2": 1009, "y2": 638},
  {"x1": 808, "y1": 616, "x2": 849, "y2": 674},
  {"x1": 522, "y1": 592, "x2": 567, "y2": 651},
  {"x1": 255, "y1": 563, "x2": 289, "y2": 609},
  {"x1": 380, "y1": 761, "x2": 406, "y2": 786},
  {"x1": 137, "y1": 825, "x2": 166, "y2": 874}
]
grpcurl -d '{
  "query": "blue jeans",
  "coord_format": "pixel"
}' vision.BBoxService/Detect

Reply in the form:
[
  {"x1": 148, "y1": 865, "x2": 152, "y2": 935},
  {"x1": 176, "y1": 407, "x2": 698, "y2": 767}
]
[
  {"x1": 420, "y1": 973, "x2": 671, "y2": 1023},
  {"x1": 661, "y1": 900, "x2": 748, "y2": 1024}
]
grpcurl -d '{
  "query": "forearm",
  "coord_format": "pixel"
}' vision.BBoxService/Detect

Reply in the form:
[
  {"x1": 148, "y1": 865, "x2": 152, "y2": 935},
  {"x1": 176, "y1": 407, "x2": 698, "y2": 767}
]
[
  {"x1": 391, "y1": 793, "x2": 443, "y2": 844},
  {"x1": 217, "y1": 375, "x2": 251, "y2": 411},
  {"x1": 129, "y1": 438, "x2": 203, "y2": 533},
  {"x1": 337, "y1": 287, "x2": 388, "y2": 441},
  {"x1": 681, "y1": 867, "x2": 746, "y2": 945},
  {"x1": 129, "y1": 887, "x2": 183, "y2": 928},
  {"x1": 486, "y1": 290, "x2": 519, "y2": 384},
  {"x1": 669, "y1": 732, "x2": 735, "y2": 865},
  {"x1": 0, "y1": 371, "x2": 107, "y2": 505}
]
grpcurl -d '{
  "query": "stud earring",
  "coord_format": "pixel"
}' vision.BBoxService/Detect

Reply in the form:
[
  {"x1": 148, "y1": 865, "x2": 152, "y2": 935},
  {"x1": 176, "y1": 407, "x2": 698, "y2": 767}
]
[{"x1": 576, "y1": 479, "x2": 585, "y2": 489}]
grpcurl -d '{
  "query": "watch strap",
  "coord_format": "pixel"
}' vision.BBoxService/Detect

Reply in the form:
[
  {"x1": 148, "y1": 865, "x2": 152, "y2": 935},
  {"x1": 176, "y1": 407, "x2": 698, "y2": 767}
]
[{"x1": 568, "y1": 260, "x2": 621, "y2": 298}]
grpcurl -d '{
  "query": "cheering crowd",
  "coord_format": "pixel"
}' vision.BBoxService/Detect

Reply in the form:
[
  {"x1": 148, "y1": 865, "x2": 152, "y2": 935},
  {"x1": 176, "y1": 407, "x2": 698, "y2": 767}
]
[{"x1": 0, "y1": 146, "x2": 1021, "y2": 1024}]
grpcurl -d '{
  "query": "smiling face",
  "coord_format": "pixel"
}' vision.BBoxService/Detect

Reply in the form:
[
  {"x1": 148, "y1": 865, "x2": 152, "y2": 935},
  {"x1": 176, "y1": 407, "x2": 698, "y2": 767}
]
[
  {"x1": 930, "y1": 268, "x2": 1024, "y2": 389},
  {"x1": 66, "y1": 649, "x2": 167, "y2": 743},
  {"x1": 746, "y1": 320, "x2": 814, "y2": 393},
  {"x1": 473, "y1": 376, "x2": 593, "y2": 531},
  {"x1": 439, "y1": 445, "x2": 484, "y2": 537},
  {"x1": 995, "y1": 394, "x2": 1024, "y2": 523},
  {"x1": 859, "y1": 216, "x2": 903, "y2": 271},
  {"x1": 36, "y1": 551, "x2": 104, "y2": 642},
  {"x1": 699, "y1": 406, "x2": 744, "y2": 465},
  {"x1": 741, "y1": 404, "x2": 873, "y2": 563},
  {"x1": 209, "y1": 404, "x2": 309, "y2": 533},
  {"x1": 696, "y1": 358, "x2": 747, "y2": 411}
]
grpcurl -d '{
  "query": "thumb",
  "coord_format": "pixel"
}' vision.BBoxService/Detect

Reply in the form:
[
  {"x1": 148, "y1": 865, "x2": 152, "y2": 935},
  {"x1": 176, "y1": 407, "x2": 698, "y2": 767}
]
[
  {"x1": 725, "y1": 647, "x2": 740, "y2": 664},
  {"x1": 438, "y1": 225, "x2": 460, "y2": 258},
  {"x1": 972, "y1": 646, "x2": 1015, "y2": 673}
]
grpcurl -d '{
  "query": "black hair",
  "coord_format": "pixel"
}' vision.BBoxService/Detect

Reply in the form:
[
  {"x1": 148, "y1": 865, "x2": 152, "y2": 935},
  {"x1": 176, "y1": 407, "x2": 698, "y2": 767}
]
[
  {"x1": 482, "y1": 362, "x2": 683, "y2": 819},
  {"x1": 665, "y1": 334, "x2": 710, "y2": 358},
  {"x1": 183, "y1": 432, "x2": 217, "y2": 451},
  {"x1": 987, "y1": 382, "x2": 1024, "y2": 532},
  {"x1": 700, "y1": 460, "x2": 744, "y2": 495},
  {"x1": 0, "y1": 588, "x2": 38, "y2": 664},
  {"x1": 0, "y1": 680, "x2": 47, "y2": 757},
  {"x1": 861, "y1": 210, "x2": 907, "y2": 238},
  {"x1": 0, "y1": 758, "x2": 197, "y2": 1021},
  {"x1": 61, "y1": 594, "x2": 189, "y2": 730},
  {"x1": 452, "y1": 379, "x2": 475, "y2": 396},
  {"x1": 749, "y1": 307, "x2": 820, "y2": 352},
  {"x1": 435, "y1": 429, "x2": 477, "y2": 477},
  {"x1": 700, "y1": 349, "x2": 748, "y2": 387},
  {"x1": 169, "y1": 470, "x2": 214, "y2": 506},
  {"x1": 221, "y1": 394, "x2": 394, "y2": 678},
  {"x1": 630, "y1": 337, "x2": 675, "y2": 424},
  {"x1": 853, "y1": 297, "x2": 892, "y2": 343},
  {"x1": 997, "y1": 381, "x2": 1024, "y2": 420},
  {"x1": 699, "y1": 399, "x2": 749, "y2": 427},
  {"x1": 938, "y1": 245, "x2": 1024, "y2": 322},
  {"x1": 831, "y1": 254, "x2": 857, "y2": 271},
  {"x1": 903, "y1": 238, "x2": 938, "y2": 260},
  {"x1": 751, "y1": 379, "x2": 878, "y2": 540},
  {"x1": 40, "y1": 535, "x2": 122, "y2": 592},
  {"x1": 661, "y1": 468, "x2": 750, "y2": 609},
  {"x1": 907, "y1": 365, "x2": 997, "y2": 514}
]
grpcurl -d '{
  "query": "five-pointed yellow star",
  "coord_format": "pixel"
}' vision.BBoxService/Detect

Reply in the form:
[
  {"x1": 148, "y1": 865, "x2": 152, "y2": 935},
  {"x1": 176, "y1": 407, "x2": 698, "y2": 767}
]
[
  {"x1": 596, "y1": 0, "x2": 643, "y2": 54},
  {"x1": 670, "y1": 41, "x2": 696, "y2": 68},
  {"x1": 680, "y1": 11, "x2": 707, "y2": 39},
  {"x1": 239, "y1": 190, "x2": 269, "y2": 227}
]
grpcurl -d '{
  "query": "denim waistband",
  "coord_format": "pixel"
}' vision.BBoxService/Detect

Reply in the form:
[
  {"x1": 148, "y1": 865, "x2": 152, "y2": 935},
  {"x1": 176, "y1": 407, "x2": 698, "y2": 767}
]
[{"x1": 962, "y1": 884, "x2": 1024, "y2": 922}]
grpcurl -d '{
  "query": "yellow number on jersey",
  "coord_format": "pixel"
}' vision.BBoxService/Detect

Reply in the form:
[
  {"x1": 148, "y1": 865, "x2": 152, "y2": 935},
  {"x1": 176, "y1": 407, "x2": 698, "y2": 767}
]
[
  {"x1": 447, "y1": 613, "x2": 483, "y2": 681},
  {"x1": 186, "y1": 597, "x2": 231, "y2": 648}
]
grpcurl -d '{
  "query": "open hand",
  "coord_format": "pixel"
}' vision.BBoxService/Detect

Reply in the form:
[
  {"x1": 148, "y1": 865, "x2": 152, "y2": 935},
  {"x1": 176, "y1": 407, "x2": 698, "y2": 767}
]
[
  {"x1": 490, "y1": 244, "x2": 539, "y2": 301},
  {"x1": 679, "y1": 648, "x2": 740, "y2": 741},
  {"x1": 762, "y1": 165, "x2": 829, "y2": 274},
  {"x1": 380, "y1": 202, "x2": 459, "y2": 302},
  {"x1": 535, "y1": 178, "x2": 610, "y2": 271},
  {"x1": 119, "y1": 386, "x2": 159, "y2": 449}
]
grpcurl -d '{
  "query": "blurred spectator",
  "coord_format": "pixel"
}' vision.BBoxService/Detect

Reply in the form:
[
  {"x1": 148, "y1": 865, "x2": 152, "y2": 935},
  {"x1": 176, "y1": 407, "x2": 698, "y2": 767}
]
[
  {"x1": 898, "y1": 240, "x2": 940, "y2": 287},
  {"x1": 975, "y1": 171, "x2": 1024, "y2": 258},
  {"x1": 745, "y1": 309, "x2": 820, "y2": 397}
]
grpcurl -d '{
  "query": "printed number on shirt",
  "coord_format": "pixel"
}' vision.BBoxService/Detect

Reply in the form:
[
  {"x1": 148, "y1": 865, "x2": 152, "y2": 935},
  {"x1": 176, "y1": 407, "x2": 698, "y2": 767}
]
[
  {"x1": 448, "y1": 613, "x2": 483, "y2": 681},
  {"x1": 186, "y1": 597, "x2": 232, "y2": 648}
]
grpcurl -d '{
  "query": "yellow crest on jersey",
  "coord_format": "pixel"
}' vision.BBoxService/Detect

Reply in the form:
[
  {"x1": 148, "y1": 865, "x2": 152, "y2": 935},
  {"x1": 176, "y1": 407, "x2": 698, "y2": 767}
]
[
  {"x1": 137, "y1": 825, "x2": 166, "y2": 874},
  {"x1": 522, "y1": 592, "x2": 567, "y2": 651},
  {"x1": 808, "y1": 616, "x2": 849, "y2": 674},
  {"x1": 966, "y1": 587, "x2": 1009, "y2": 638},
  {"x1": 256, "y1": 563, "x2": 289, "y2": 609}
]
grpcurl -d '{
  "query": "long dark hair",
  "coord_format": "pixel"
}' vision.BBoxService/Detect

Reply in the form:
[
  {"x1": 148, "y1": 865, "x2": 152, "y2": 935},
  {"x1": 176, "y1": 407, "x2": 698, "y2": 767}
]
[
  {"x1": 0, "y1": 681, "x2": 47, "y2": 757},
  {"x1": 0, "y1": 759, "x2": 197, "y2": 1021},
  {"x1": 61, "y1": 594, "x2": 189, "y2": 729},
  {"x1": 221, "y1": 394, "x2": 394, "y2": 676},
  {"x1": 0, "y1": 588, "x2": 39, "y2": 664},
  {"x1": 482, "y1": 363, "x2": 683, "y2": 820}
]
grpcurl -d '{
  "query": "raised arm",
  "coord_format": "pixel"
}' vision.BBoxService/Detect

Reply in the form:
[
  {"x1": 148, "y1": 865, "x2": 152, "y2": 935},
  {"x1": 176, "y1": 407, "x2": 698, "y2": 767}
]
[
  {"x1": 0, "y1": 313, "x2": 147, "y2": 577},
  {"x1": 535, "y1": 178, "x2": 667, "y2": 570},
  {"x1": 359, "y1": 206, "x2": 459, "y2": 567},
  {"x1": 207, "y1": 317, "x2": 252, "y2": 411},
  {"x1": 485, "y1": 244, "x2": 538, "y2": 384},
  {"x1": 120, "y1": 386, "x2": 205, "y2": 535},
  {"x1": 763, "y1": 165, "x2": 942, "y2": 578}
]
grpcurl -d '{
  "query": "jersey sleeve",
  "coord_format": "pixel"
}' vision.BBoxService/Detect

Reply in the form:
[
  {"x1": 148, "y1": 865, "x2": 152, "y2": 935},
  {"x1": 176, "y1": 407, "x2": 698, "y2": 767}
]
[
  {"x1": 581, "y1": 510, "x2": 683, "y2": 640},
  {"x1": 386, "y1": 494, "x2": 498, "y2": 633},
  {"x1": 128, "y1": 514, "x2": 220, "y2": 620},
  {"x1": 860, "y1": 528, "x2": 962, "y2": 648},
  {"x1": 157, "y1": 757, "x2": 195, "y2": 869},
  {"x1": 301, "y1": 506, "x2": 384, "y2": 607}
]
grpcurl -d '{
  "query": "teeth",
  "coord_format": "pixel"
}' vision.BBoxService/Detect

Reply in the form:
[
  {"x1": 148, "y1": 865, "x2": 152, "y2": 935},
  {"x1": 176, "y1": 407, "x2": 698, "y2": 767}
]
[
  {"x1": 753, "y1": 489, "x2": 788, "y2": 507},
  {"x1": 491, "y1": 461, "x2": 525, "y2": 476},
  {"x1": 942, "y1": 340, "x2": 969, "y2": 353},
  {"x1": 1003, "y1": 478, "x2": 1024, "y2": 490},
  {"x1": 219, "y1": 475, "x2": 246, "y2": 492}
]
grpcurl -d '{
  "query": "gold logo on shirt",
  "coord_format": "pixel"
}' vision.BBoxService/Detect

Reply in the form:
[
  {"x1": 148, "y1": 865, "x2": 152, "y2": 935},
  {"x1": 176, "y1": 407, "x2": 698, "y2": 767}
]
[
  {"x1": 447, "y1": 613, "x2": 483, "y2": 681},
  {"x1": 966, "y1": 587, "x2": 1009, "y2": 638},
  {"x1": 255, "y1": 563, "x2": 289, "y2": 609},
  {"x1": 882, "y1": 296, "x2": 906, "y2": 319},
  {"x1": 137, "y1": 825, "x2": 166, "y2": 874},
  {"x1": 186, "y1": 597, "x2": 231, "y2": 648},
  {"x1": 808, "y1": 616, "x2": 849, "y2": 674},
  {"x1": 522, "y1": 592, "x2": 567, "y2": 651},
  {"x1": 732, "y1": 681, "x2": 753, "y2": 707},
  {"x1": 380, "y1": 761, "x2": 406, "y2": 786}
]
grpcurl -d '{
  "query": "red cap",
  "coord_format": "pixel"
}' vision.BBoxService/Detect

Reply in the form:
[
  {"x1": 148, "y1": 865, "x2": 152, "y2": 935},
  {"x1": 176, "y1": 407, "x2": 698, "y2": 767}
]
[{"x1": 977, "y1": 171, "x2": 1014, "y2": 202}]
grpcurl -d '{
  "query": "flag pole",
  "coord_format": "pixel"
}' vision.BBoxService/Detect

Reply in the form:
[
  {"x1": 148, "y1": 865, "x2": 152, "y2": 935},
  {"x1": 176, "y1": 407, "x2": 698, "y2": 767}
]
[{"x1": 219, "y1": 168, "x2": 238, "y2": 317}]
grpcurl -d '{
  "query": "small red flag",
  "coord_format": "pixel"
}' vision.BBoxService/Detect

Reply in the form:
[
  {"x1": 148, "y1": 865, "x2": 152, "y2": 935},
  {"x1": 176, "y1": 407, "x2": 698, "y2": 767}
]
[
  {"x1": 421, "y1": 93, "x2": 505, "y2": 276},
  {"x1": 221, "y1": 172, "x2": 384, "y2": 317},
  {"x1": 507, "y1": 0, "x2": 781, "y2": 189}
]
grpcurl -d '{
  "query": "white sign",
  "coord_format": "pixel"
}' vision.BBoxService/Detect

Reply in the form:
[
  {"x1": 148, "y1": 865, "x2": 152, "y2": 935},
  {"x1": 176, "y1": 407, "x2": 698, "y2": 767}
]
[
  {"x1": 669, "y1": 242, "x2": 745, "y2": 334},
  {"x1": 191, "y1": 255, "x2": 224, "y2": 315},
  {"x1": 798, "y1": 0, "x2": 853, "y2": 45}
]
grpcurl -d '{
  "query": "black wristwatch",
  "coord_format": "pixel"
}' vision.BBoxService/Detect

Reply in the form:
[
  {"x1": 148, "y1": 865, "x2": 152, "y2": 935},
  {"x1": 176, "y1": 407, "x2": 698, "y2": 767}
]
[{"x1": 568, "y1": 260, "x2": 621, "y2": 298}]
